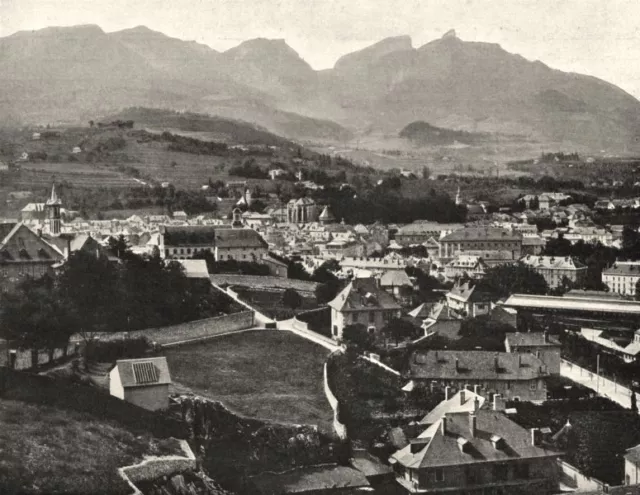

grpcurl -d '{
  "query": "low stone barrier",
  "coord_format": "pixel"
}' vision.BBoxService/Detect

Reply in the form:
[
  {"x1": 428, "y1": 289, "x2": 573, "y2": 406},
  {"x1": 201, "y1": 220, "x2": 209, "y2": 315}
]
[
  {"x1": 119, "y1": 440, "x2": 196, "y2": 495},
  {"x1": 323, "y1": 352, "x2": 347, "y2": 440}
]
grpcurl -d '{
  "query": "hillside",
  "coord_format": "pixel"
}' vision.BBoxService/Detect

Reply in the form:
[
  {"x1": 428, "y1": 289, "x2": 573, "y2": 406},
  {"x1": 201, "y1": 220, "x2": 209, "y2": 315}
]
[
  {"x1": 399, "y1": 121, "x2": 487, "y2": 146},
  {"x1": 1, "y1": 25, "x2": 639, "y2": 150}
]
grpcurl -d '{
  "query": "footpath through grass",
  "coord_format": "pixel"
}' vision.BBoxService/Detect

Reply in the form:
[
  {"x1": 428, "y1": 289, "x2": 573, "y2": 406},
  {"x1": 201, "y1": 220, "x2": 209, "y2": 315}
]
[{"x1": 165, "y1": 330, "x2": 332, "y2": 427}]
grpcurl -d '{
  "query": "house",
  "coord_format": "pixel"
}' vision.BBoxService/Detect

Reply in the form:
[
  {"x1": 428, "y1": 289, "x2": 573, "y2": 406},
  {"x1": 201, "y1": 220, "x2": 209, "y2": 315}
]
[
  {"x1": 445, "y1": 281, "x2": 494, "y2": 318},
  {"x1": 395, "y1": 222, "x2": 464, "y2": 246},
  {"x1": 407, "y1": 350, "x2": 550, "y2": 402},
  {"x1": 444, "y1": 255, "x2": 488, "y2": 280},
  {"x1": 325, "y1": 238, "x2": 365, "y2": 258},
  {"x1": 379, "y1": 269, "x2": 413, "y2": 305},
  {"x1": 0, "y1": 222, "x2": 65, "y2": 280},
  {"x1": 214, "y1": 228, "x2": 268, "y2": 262},
  {"x1": 519, "y1": 255, "x2": 587, "y2": 289},
  {"x1": 603, "y1": 261, "x2": 640, "y2": 296},
  {"x1": 505, "y1": 332, "x2": 561, "y2": 374},
  {"x1": 595, "y1": 200, "x2": 615, "y2": 211},
  {"x1": 173, "y1": 210, "x2": 188, "y2": 221},
  {"x1": 159, "y1": 225, "x2": 216, "y2": 259},
  {"x1": 20, "y1": 203, "x2": 47, "y2": 222},
  {"x1": 422, "y1": 237, "x2": 441, "y2": 258},
  {"x1": 71, "y1": 146, "x2": 82, "y2": 154},
  {"x1": 268, "y1": 168, "x2": 286, "y2": 180},
  {"x1": 439, "y1": 227, "x2": 523, "y2": 259},
  {"x1": 626, "y1": 444, "x2": 640, "y2": 486},
  {"x1": 389, "y1": 408, "x2": 562, "y2": 494},
  {"x1": 419, "y1": 387, "x2": 486, "y2": 426},
  {"x1": 109, "y1": 357, "x2": 172, "y2": 411},
  {"x1": 328, "y1": 277, "x2": 402, "y2": 340}
]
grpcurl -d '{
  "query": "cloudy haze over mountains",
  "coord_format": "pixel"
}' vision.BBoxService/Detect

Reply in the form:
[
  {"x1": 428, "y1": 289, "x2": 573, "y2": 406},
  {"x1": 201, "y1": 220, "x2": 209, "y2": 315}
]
[{"x1": 1, "y1": 22, "x2": 639, "y2": 149}]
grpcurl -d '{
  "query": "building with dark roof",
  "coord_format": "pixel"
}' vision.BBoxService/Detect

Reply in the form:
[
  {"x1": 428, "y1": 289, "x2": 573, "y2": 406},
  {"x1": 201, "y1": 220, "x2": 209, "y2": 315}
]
[
  {"x1": 519, "y1": 255, "x2": 587, "y2": 289},
  {"x1": 439, "y1": 227, "x2": 523, "y2": 259},
  {"x1": 0, "y1": 222, "x2": 64, "y2": 281},
  {"x1": 159, "y1": 225, "x2": 267, "y2": 262},
  {"x1": 602, "y1": 261, "x2": 640, "y2": 297},
  {"x1": 328, "y1": 277, "x2": 402, "y2": 340},
  {"x1": 505, "y1": 332, "x2": 561, "y2": 374},
  {"x1": 109, "y1": 357, "x2": 172, "y2": 411},
  {"x1": 395, "y1": 222, "x2": 464, "y2": 246},
  {"x1": 389, "y1": 409, "x2": 562, "y2": 494},
  {"x1": 407, "y1": 350, "x2": 549, "y2": 402}
]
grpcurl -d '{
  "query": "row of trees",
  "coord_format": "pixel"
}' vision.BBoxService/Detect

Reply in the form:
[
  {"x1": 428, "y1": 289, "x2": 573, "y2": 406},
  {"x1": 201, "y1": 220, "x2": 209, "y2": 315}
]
[{"x1": 0, "y1": 249, "x2": 232, "y2": 362}]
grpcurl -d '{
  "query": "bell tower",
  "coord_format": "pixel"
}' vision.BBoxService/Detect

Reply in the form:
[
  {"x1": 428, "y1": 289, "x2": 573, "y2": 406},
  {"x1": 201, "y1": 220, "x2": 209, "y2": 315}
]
[{"x1": 45, "y1": 183, "x2": 62, "y2": 236}]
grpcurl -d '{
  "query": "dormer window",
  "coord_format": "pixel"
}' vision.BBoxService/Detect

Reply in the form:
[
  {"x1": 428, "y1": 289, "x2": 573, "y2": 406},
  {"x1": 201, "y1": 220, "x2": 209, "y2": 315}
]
[
  {"x1": 19, "y1": 249, "x2": 30, "y2": 260},
  {"x1": 490, "y1": 434, "x2": 505, "y2": 450}
]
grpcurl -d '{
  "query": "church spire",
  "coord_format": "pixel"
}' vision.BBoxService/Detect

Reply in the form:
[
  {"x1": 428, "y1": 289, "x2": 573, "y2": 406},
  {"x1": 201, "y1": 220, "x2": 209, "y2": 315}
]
[{"x1": 46, "y1": 183, "x2": 61, "y2": 206}]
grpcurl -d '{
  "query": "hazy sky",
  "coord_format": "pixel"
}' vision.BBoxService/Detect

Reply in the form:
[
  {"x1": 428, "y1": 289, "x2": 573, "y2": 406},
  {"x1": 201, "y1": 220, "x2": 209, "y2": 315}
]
[{"x1": 3, "y1": 0, "x2": 640, "y2": 98}]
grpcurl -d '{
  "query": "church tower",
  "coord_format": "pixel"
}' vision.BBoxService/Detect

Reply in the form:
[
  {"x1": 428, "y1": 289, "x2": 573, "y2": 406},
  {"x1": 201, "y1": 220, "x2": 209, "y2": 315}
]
[{"x1": 45, "y1": 183, "x2": 62, "y2": 236}]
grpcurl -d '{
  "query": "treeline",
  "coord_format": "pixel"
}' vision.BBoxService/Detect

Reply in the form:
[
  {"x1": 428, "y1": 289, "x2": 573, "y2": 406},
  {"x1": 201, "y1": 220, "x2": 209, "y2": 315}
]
[
  {"x1": 0, "y1": 250, "x2": 233, "y2": 360},
  {"x1": 161, "y1": 131, "x2": 229, "y2": 156}
]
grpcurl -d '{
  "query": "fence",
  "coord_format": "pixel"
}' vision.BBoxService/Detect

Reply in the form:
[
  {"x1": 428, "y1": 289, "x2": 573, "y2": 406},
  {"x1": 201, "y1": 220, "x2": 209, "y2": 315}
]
[{"x1": 323, "y1": 351, "x2": 347, "y2": 440}]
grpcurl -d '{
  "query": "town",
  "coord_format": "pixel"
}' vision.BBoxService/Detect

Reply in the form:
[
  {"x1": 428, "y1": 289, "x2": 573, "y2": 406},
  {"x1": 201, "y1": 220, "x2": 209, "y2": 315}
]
[{"x1": 3, "y1": 7, "x2": 640, "y2": 495}]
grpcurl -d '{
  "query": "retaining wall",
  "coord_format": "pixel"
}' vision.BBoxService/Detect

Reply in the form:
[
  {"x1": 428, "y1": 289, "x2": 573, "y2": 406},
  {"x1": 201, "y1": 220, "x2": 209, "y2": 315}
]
[
  {"x1": 98, "y1": 311, "x2": 255, "y2": 346},
  {"x1": 558, "y1": 459, "x2": 607, "y2": 493},
  {"x1": 323, "y1": 352, "x2": 347, "y2": 440},
  {"x1": 119, "y1": 440, "x2": 196, "y2": 495},
  {"x1": 0, "y1": 340, "x2": 77, "y2": 370},
  {"x1": 288, "y1": 317, "x2": 339, "y2": 351}
]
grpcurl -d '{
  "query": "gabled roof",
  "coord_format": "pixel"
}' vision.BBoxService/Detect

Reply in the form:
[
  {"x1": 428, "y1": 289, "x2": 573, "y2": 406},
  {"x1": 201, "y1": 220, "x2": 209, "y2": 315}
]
[
  {"x1": 161, "y1": 225, "x2": 217, "y2": 245},
  {"x1": 447, "y1": 281, "x2": 494, "y2": 303},
  {"x1": 603, "y1": 262, "x2": 640, "y2": 276},
  {"x1": 215, "y1": 228, "x2": 267, "y2": 249},
  {"x1": 379, "y1": 269, "x2": 412, "y2": 287},
  {"x1": 505, "y1": 332, "x2": 560, "y2": 348},
  {"x1": 421, "y1": 389, "x2": 485, "y2": 425},
  {"x1": 328, "y1": 277, "x2": 401, "y2": 313},
  {"x1": 0, "y1": 222, "x2": 64, "y2": 263},
  {"x1": 113, "y1": 357, "x2": 171, "y2": 388},
  {"x1": 391, "y1": 410, "x2": 560, "y2": 469},
  {"x1": 407, "y1": 350, "x2": 547, "y2": 381},
  {"x1": 441, "y1": 227, "x2": 522, "y2": 243},
  {"x1": 519, "y1": 255, "x2": 586, "y2": 270}
]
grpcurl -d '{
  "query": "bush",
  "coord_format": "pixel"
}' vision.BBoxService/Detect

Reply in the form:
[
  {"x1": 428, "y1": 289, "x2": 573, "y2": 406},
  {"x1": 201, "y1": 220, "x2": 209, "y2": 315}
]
[{"x1": 84, "y1": 337, "x2": 153, "y2": 363}]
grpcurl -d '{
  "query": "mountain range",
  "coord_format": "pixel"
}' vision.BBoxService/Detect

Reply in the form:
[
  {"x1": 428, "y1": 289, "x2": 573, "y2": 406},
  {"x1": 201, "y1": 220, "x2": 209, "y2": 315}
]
[{"x1": 1, "y1": 24, "x2": 639, "y2": 150}]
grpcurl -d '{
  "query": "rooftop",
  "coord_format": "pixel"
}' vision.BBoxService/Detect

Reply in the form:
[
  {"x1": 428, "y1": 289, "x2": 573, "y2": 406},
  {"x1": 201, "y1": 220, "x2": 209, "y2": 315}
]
[
  {"x1": 114, "y1": 357, "x2": 171, "y2": 388},
  {"x1": 441, "y1": 227, "x2": 523, "y2": 243},
  {"x1": 505, "y1": 332, "x2": 561, "y2": 348},
  {"x1": 328, "y1": 277, "x2": 401, "y2": 313},
  {"x1": 408, "y1": 350, "x2": 548, "y2": 381},
  {"x1": 503, "y1": 294, "x2": 640, "y2": 315}
]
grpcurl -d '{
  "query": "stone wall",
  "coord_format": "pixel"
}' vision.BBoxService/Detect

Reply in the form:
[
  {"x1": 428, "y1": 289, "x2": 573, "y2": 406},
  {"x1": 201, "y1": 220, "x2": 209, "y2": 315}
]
[{"x1": 324, "y1": 351, "x2": 347, "y2": 440}]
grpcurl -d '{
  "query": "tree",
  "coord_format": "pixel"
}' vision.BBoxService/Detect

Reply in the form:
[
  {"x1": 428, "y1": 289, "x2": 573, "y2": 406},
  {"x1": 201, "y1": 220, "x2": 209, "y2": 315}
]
[
  {"x1": 543, "y1": 233, "x2": 572, "y2": 256},
  {"x1": 282, "y1": 288, "x2": 303, "y2": 310},
  {"x1": 108, "y1": 234, "x2": 131, "y2": 260},
  {"x1": 479, "y1": 264, "x2": 549, "y2": 299},
  {"x1": 342, "y1": 323, "x2": 373, "y2": 353},
  {"x1": 529, "y1": 195, "x2": 540, "y2": 210},
  {"x1": 382, "y1": 318, "x2": 418, "y2": 346},
  {"x1": 456, "y1": 316, "x2": 514, "y2": 351}
]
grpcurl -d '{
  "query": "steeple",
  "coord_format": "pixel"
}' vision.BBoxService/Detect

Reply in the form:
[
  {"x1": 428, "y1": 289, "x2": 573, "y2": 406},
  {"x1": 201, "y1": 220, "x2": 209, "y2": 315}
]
[{"x1": 45, "y1": 183, "x2": 62, "y2": 236}]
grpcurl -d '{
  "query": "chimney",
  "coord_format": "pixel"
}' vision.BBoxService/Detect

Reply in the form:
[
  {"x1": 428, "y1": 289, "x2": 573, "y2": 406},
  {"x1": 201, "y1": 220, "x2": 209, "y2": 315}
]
[
  {"x1": 543, "y1": 330, "x2": 549, "y2": 343},
  {"x1": 37, "y1": 228, "x2": 42, "y2": 237},
  {"x1": 460, "y1": 389, "x2": 466, "y2": 405},
  {"x1": 441, "y1": 416, "x2": 448, "y2": 435},
  {"x1": 469, "y1": 413, "x2": 477, "y2": 437},
  {"x1": 530, "y1": 428, "x2": 539, "y2": 446},
  {"x1": 473, "y1": 384, "x2": 480, "y2": 395},
  {"x1": 473, "y1": 396, "x2": 480, "y2": 413},
  {"x1": 493, "y1": 394, "x2": 502, "y2": 411},
  {"x1": 445, "y1": 385, "x2": 451, "y2": 401},
  {"x1": 455, "y1": 358, "x2": 460, "y2": 373},
  {"x1": 518, "y1": 354, "x2": 523, "y2": 368}
]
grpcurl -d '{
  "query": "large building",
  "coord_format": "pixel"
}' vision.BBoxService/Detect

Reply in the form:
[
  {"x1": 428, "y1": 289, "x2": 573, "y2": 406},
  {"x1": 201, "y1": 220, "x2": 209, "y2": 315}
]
[
  {"x1": 395, "y1": 222, "x2": 464, "y2": 246},
  {"x1": 407, "y1": 350, "x2": 550, "y2": 402},
  {"x1": 439, "y1": 228, "x2": 523, "y2": 259},
  {"x1": 159, "y1": 225, "x2": 267, "y2": 262},
  {"x1": 0, "y1": 222, "x2": 64, "y2": 280},
  {"x1": 505, "y1": 332, "x2": 561, "y2": 375},
  {"x1": 390, "y1": 407, "x2": 562, "y2": 494},
  {"x1": 519, "y1": 255, "x2": 587, "y2": 289},
  {"x1": 328, "y1": 277, "x2": 402, "y2": 341},
  {"x1": 602, "y1": 261, "x2": 640, "y2": 297},
  {"x1": 287, "y1": 197, "x2": 320, "y2": 224}
]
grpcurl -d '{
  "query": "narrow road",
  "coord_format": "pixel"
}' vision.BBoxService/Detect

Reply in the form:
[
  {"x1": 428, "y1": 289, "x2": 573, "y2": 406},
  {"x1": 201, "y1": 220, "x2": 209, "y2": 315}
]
[{"x1": 561, "y1": 359, "x2": 638, "y2": 410}]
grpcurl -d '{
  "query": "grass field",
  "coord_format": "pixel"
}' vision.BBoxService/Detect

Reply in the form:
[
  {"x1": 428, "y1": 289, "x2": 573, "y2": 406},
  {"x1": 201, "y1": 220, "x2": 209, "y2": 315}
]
[
  {"x1": 164, "y1": 330, "x2": 332, "y2": 427},
  {"x1": 0, "y1": 398, "x2": 182, "y2": 495}
]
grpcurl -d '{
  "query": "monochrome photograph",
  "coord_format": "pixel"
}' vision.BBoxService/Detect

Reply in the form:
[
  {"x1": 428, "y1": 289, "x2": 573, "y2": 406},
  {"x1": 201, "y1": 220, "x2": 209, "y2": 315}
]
[{"x1": 1, "y1": 0, "x2": 640, "y2": 493}]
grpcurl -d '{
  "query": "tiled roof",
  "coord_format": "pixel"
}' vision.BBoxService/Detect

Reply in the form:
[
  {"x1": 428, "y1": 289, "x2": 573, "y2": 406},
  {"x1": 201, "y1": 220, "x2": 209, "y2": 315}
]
[
  {"x1": 505, "y1": 332, "x2": 560, "y2": 347},
  {"x1": 407, "y1": 350, "x2": 548, "y2": 381},
  {"x1": 328, "y1": 277, "x2": 401, "y2": 313},
  {"x1": 520, "y1": 255, "x2": 586, "y2": 270},
  {"x1": 626, "y1": 444, "x2": 640, "y2": 464},
  {"x1": 441, "y1": 227, "x2": 523, "y2": 243},
  {"x1": 603, "y1": 262, "x2": 640, "y2": 276},
  {"x1": 421, "y1": 390, "x2": 485, "y2": 425},
  {"x1": 0, "y1": 222, "x2": 64, "y2": 263},
  {"x1": 114, "y1": 357, "x2": 171, "y2": 388},
  {"x1": 215, "y1": 228, "x2": 268, "y2": 249},
  {"x1": 391, "y1": 410, "x2": 560, "y2": 469},
  {"x1": 397, "y1": 222, "x2": 464, "y2": 235},
  {"x1": 447, "y1": 282, "x2": 494, "y2": 303},
  {"x1": 161, "y1": 225, "x2": 216, "y2": 246}
]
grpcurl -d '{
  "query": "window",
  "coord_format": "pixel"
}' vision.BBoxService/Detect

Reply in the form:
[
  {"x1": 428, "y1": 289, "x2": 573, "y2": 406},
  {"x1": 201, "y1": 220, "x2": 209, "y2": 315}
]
[
  {"x1": 434, "y1": 468, "x2": 445, "y2": 482},
  {"x1": 187, "y1": 248, "x2": 191, "y2": 254},
  {"x1": 369, "y1": 311, "x2": 375, "y2": 323},
  {"x1": 530, "y1": 381, "x2": 537, "y2": 391},
  {"x1": 165, "y1": 249, "x2": 169, "y2": 257},
  {"x1": 180, "y1": 248, "x2": 184, "y2": 254}
]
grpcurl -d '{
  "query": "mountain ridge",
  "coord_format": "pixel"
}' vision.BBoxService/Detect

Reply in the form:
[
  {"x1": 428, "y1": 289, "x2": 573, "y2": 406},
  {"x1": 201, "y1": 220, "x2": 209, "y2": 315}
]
[{"x1": 0, "y1": 24, "x2": 638, "y2": 149}]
